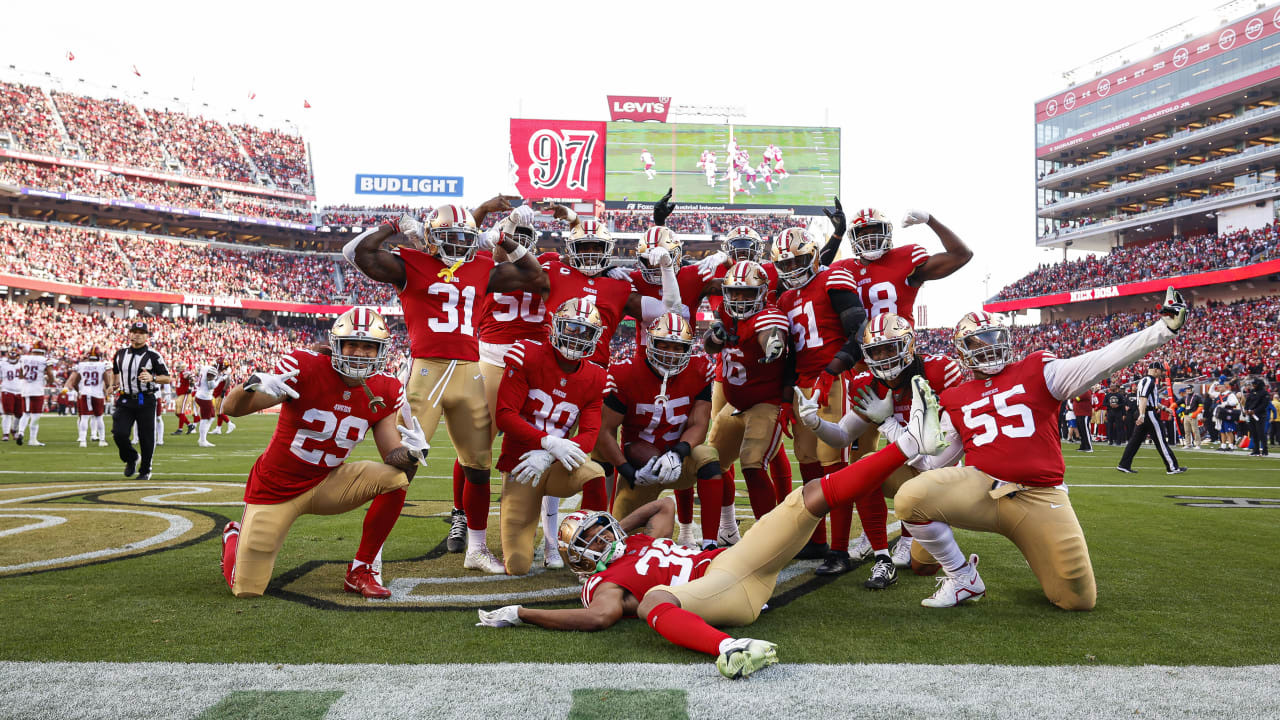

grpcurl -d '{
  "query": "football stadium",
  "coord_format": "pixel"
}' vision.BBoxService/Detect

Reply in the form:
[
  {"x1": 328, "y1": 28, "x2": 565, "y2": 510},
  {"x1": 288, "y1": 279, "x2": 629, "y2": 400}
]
[{"x1": 2, "y1": 2, "x2": 1280, "y2": 719}]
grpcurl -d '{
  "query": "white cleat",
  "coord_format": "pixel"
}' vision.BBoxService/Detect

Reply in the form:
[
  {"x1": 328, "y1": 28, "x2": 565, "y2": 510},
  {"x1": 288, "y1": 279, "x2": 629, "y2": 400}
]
[
  {"x1": 28, "y1": 441, "x2": 45, "y2": 447},
  {"x1": 210, "y1": 427, "x2": 222, "y2": 435},
  {"x1": 891, "y1": 536, "x2": 913, "y2": 568},
  {"x1": 921, "y1": 553, "x2": 986, "y2": 608},
  {"x1": 676, "y1": 522, "x2": 700, "y2": 548},
  {"x1": 198, "y1": 440, "x2": 216, "y2": 448},
  {"x1": 98, "y1": 439, "x2": 109, "y2": 447},
  {"x1": 908, "y1": 376, "x2": 949, "y2": 457},
  {"x1": 849, "y1": 532, "x2": 873, "y2": 561},
  {"x1": 716, "y1": 638, "x2": 779, "y2": 679},
  {"x1": 79, "y1": 440, "x2": 87, "y2": 448},
  {"x1": 543, "y1": 542, "x2": 565, "y2": 569},
  {"x1": 463, "y1": 546, "x2": 506, "y2": 574},
  {"x1": 224, "y1": 421, "x2": 236, "y2": 435}
]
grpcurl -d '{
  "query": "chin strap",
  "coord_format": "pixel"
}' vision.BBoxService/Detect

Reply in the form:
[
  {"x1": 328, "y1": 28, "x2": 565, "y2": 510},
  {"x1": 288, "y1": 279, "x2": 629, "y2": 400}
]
[
  {"x1": 593, "y1": 540, "x2": 626, "y2": 572},
  {"x1": 360, "y1": 379, "x2": 386, "y2": 411},
  {"x1": 436, "y1": 259, "x2": 464, "y2": 283}
]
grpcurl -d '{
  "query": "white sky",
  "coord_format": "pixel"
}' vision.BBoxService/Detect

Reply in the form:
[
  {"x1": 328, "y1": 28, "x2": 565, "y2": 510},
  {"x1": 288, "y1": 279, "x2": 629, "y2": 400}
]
[{"x1": 5, "y1": 0, "x2": 1226, "y2": 326}]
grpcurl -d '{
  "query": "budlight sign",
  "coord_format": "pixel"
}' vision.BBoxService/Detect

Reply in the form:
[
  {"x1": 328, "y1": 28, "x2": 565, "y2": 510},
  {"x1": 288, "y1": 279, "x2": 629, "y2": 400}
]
[{"x1": 355, "y1": 174, "x2": 464, "y2": 196}]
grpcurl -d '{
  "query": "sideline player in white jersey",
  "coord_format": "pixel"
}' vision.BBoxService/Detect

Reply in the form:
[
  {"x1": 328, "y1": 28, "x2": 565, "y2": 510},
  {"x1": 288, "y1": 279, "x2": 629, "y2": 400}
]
[
  {"x1": 1, "y1": 347, "x2": 24, "y2": 441},
  {"x1": 193, "y1": 363, "x2": 223, "y2": 447},
  {"x1": 641, "y1": 149, "x2": 656, "y2": 180},
  {"x1": 702, "y1": 151, "x2": 717, "y2": 187},
  {"x1": 15, "y1": 341, "x2": 54, "y2": 446},
  {"x1": 65, "y1": 346, "x2": 110, "y2": 447}
]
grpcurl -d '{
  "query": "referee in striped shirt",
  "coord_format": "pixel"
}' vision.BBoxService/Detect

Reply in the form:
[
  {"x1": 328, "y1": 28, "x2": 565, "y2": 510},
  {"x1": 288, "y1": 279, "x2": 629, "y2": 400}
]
[
  {"x1": 108, "y1": 321, "x2": 170, "y2": 480},
  {"x1": 1117, "y1": 360, "x2": 1186, "y2": 474}
]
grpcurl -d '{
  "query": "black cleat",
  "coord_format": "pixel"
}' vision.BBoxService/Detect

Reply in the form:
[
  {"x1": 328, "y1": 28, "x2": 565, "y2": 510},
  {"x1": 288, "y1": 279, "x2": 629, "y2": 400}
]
[
  {"x1": 137, "y1": 472, "x2": 151, "y2": 482},
  {"x1": 814, "y1": 550, "x2": 852, "y2": 576},
  {"x1": 446, "y1": 508, "x2": 467, "y2": 553},
  {"x1": 124, "y1": 459, "x2": 137, "y2": 478},
  {"x1": 171, "y1": 429, "x2": 185, "y2": 436},
  {"x1": 863, "y1": 557, "x2": 899, "y2": 590},
  {"x1": 794, "y1": 541, "x2": 829, "y2": 561}
]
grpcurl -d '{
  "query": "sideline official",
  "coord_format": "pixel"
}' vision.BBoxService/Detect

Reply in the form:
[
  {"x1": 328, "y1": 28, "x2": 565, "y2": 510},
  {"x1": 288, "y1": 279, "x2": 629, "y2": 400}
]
[
  {"x1": 1116, "y1": 361, "x2": 1185, "y2": 474},
  {"x1": 108, "y1": 321, "x2": 170, "y2": 480}
]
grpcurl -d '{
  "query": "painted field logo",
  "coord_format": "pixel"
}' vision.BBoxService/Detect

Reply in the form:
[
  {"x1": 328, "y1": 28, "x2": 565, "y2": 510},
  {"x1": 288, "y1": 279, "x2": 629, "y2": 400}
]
[
  {"x1": 0, "y1": 482, "x2": 239, "y2": 576},
  {"x1": 1170, "y1": 496, "x2": 1280, "y2": 508}
]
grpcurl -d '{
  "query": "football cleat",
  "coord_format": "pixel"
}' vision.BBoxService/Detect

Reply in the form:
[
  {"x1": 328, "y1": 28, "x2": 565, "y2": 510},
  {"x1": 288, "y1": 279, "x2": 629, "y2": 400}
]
[
  {"x1": 28, "y1": 440, "x2": 45, "y2": 447},
  {"x1": 124, "y1": 458, "x2": 137, "y2": 477},
  {"x1": 98, "y1": 439, "x2": 109, "y2": 447},
  {"x1": 14, "y1": 433, "x2": 22, "y2": 446},
  {"x1": 344, "y1": 562, "x2": 392, "y2": 599},
  {"x1": 171, "y1": 428, "x2": 185, "y2": 436},
  {"x1": 1115, "y1": 466, "x2": 1137, "y2": 474},
  {"x1": 198, "y1": 440, "x2": 216, "y2": 448},
  {"x1": 717, "y1": 520, "x2": 742, "y2": 547},
  {"x1": 210, "y1": 427, "x2": 222, "y2": 435},
  {"x1": 543, "y1": 540, "x2": 565, "y2": 569},
  {"x1": 716, "y1": 638, "x2": 779, "y2": 680},
  {"x1": 446, "y1": 509, "x2": 467, "y2": 553},
  {"x1": 921, "y1": 553, "x2": 985, "y2": 608},
  {"x1": 463, "y1": 546, "x2": 506, "y2": 574},
  {"x1": 863, "y1": 557, "x2": 899, "y2": 590},
  {"x1": 136, "y1": 472, "x2": 150, "y2": 482},
  {"x1": 814, "y1": 549, "x2": 852, "y2": 576},
  {"x1": 849, "y1": 532, "x2": 873, "y2": 561},
  {"x1": 891, "y1": 536, "x2": 913, "y2": 568},
  {"x1": 79, "y1": 440, "x2": 87, "y2": 448},
  {"x1": 1167, "y1": 467, "x2": 1188, "y2": 475},
  {"x1": 676, "y1": 521, "x2": 700, "y2": 548},
  {"x1": 794, "y1": 541, "x2": 829, "y2": 560},
  {"x1": 906, "y1": 375, "x2": 948, "y2": 457},
  {"x1": 223, "y1": 421, "x2": 236, "y2": 435}
]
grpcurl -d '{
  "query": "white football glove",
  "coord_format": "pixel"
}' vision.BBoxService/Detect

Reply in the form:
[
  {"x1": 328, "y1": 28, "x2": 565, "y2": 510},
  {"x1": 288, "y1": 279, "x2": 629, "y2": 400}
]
[
  {"x1": 653, "y1": 451, "x2": 683, "y2": 485},
  {"x1": 606, "y1": 266, "x2": 632, "y2": 281},
  {"x1": 796, "y1": 387, "x2": 821, "y2": 430},
  {"x1": 761, "y1": 334, "x2": 786, "y2": 364},
  {"x1": 477, "y1": 228, "x2": 500, "y2": 251},
  {"x1": 511, "y1": 449, "x2": 553, "y2": 486},
  {"x1": 511, "y1": 205, "x2": 536, "y2": 226},
  {"x1": 851, "y1": 385, "x2": 894, "y2": 424},
  {"x1": 394, "y1": 213, "x2": 424, "y2": 242},
  {"x1": 696, "y1": 251, "x2": 728, "y2": 278},
  {"x1": 244, "y1": 369, "x2": 300, "y2": 400},
  {"x1": 645, "y1": 246, "x2": 673, "y2": 268},
  {"x1": 395, "y1": 416, "x2": 430, "y2": 466},
  {"x1": 634, "y1": 457, "x2": 663, "y2": 486},
  {"x1": 476, "y1": 605, "x2": 524, "y2": 628},
  {"x1": 1159, "y1": 286, "x2": 1188, "y2": 333},
  {"x1": 901, "y1": 209, "x2": 930, "y2": 228},
  {"x1": 541, "y1": 435, "x2": 588, "y2": 470}
]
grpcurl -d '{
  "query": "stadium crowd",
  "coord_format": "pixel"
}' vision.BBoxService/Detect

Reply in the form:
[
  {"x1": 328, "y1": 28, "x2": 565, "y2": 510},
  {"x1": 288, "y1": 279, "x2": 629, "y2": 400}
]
[
  {"x1": 229, "y1": 124, "x2": 312, "y2": 190},
  {"x1": 706, "y1": 212, "x2": 796, "y2": 235},
  {"x1": 321, "y1": 204, "x2": 422, "y2": 226},
  {"x1": 51, "y1": 91, "x2": 167, "y2": 170},
  {"x1": 220, "y1": 194, "x2": 314, "y2": 223},
  {"x1": 144, "y1": 109, "x2": 256, "y2": 184},
  {"x1": 0, "y1": 82, "x2": 62, "y2": 155},
  {"x1": 994, "y1": 224, "x2": 1280, "y2": 301}
]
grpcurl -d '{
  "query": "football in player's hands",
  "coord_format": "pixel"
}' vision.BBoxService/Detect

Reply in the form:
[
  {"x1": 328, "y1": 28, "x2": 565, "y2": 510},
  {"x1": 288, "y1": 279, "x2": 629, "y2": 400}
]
[
  {"x1": 476, "y1": 605, "x2": 524, "y2": 628},
  {"x1": 1159, "y1": 286, "x2": 1188, "y2": 332},
  {"x1": 901, "y1": 209, "x2": 931, "y2": 227},
  {"x1": 823, "y1": 196, "x2": 846, "y2": 238},
  {"x1": 624, "y1": 439, "x2": 662, "y2": 468}
]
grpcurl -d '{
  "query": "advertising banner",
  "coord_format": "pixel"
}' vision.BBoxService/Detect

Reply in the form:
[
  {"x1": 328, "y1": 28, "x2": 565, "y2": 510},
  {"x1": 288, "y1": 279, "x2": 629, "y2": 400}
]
[
  {"x1": 509, "y1": 119, "x2": 607, "y2": 201},
  {"x1": 607, "y1": 95, "x2": 671, "y2": 122},
  {"x1": 354, "y1": 174, "x2": 464, "y2": 196}
]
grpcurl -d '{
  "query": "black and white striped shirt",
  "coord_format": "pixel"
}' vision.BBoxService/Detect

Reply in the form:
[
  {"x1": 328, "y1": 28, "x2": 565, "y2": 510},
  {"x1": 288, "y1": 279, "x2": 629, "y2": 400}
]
[
  {"x1": 112, "y1": 346, "x2": 168, "y2": 395},
  {"x1": 1136, "y1": 375, "x2": 1160, "y2": 409}
]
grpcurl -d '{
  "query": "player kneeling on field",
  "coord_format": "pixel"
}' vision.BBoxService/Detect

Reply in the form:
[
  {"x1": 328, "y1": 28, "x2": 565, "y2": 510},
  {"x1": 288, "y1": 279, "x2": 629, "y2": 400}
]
[
  {"x1": 478, "y1": 376, "x2": 950, "y2": 679},
  {"x1": 218, "y1": 308, "x2": 429, "y2": 599},
  {"x1": 598, "y1": 314, "x2": 724, "y2": 548},
  {"x1": 496, "y1": 298, "x2": 610, "y2": 576}
]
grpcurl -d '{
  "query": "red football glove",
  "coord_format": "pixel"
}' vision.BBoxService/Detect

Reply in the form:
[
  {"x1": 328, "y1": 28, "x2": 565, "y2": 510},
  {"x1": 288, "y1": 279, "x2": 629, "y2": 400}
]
[
  {"x1": 811, "y1": 372, "x2": 836, "y2": 408},
  {"x1": 777, "y1": 404, "x2": 795, "y2": 439}
]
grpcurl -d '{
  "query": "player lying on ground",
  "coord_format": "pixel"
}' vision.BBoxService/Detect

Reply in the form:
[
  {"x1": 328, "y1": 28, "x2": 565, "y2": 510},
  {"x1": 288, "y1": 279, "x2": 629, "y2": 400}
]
[
  {"x1": 217, "y1": 308, "x2": 430, "y2": 599},
  {"x1": 477, "y1": 376, "x2": 949, "y2": 679}
]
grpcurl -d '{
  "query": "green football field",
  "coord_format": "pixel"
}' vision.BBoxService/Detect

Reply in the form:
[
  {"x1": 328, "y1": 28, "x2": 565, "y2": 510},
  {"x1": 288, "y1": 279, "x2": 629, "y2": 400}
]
[
  {"x1": 1, "y1": 414, "x2": 1278, "y2": 718},
  {"x1": 605, "y1": 123, "x2": 839, "y2": 208}
]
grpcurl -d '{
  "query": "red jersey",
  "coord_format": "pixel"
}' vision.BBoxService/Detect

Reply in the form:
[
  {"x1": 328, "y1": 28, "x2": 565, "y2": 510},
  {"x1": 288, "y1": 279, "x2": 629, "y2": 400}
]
[
  {"x1": 580, "y1": 534, "x2": 724, "y2": 610},
  {"x1": 629, "y1": 264, "x2": 711, "y2": 346},
  {"x1": 845, "y1": 354, "x2": 964, "y2": 422},
  {"x1": 606, "y1": 354, "x2": 713, "y2": 449},
  {"x1": 173, "y1": 372, "x2": 192, "y2": 396},
  {"x1": 476, "y1": 249, "x2": 548, "y2": 346},
  {"x1": 495, "y1": 339, "x2": 607, "y2": 472},
  {"x1": 397, "y1": 247, "x2": 493, "y2": 361},
  {"x1": 716, "y1": 304, "x2": 790, "y2": 408},
  {"x1": 776, "y1": 265, "x2": 858, "y2": 384},
  {"x1": 939, "y1": 351, "x2": 1066, "y2": 488},
  {"x1": 542, "y1": 258, "x2": 633, "y2": 367},
  {"x1": 833, "y1": 243, "x2": 929, "y2": 325},
  {"x1": 245, "y1": 349, "x2": 405, "y2": 504}
]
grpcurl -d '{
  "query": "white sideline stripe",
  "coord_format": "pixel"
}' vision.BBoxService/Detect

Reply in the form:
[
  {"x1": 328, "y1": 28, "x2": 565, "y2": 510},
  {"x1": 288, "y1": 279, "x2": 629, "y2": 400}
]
[
  {"x1": 0, "y1": 507, "x2": 191, "y2": 572},
  {"x1": 0, "y1": 661, "x2": 1275, "y2": 720}
]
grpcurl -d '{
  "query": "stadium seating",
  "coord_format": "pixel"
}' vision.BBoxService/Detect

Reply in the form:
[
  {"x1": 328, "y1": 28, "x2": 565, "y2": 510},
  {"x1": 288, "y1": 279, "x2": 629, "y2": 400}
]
[
  {"x1": 229, "y1": 124, "x2": 312, "y2": 190},
  {"x1": 0, "y1": 82, "x2": 63, "y2": 155},
  {"x1": 321, "y1": 204, "x2": 424, "y2": 227},
  {"x1": 145, "y1": 109, "x2": 256, "y2": 184},
  {"x1": 51, "y1": 91, "x2": 167, "y2": 170}
]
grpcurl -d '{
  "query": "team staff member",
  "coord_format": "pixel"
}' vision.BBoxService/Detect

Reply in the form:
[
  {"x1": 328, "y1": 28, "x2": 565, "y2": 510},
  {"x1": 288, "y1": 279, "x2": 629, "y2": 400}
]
[
  {"x1": 1071, "y1": 388, "x2": 1094, "y2": 452},
  {"x1": 1116, "y1": 361, "x2": 1186, "y2": 475},
  {"x1": 107, "y1": 321, "x2": 170, "y2": 480}
]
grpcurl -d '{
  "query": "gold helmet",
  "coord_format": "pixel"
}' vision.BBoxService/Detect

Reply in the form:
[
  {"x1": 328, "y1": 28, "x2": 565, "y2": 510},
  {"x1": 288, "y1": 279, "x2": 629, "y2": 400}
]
[
  {"x1": 861, "y1": 313, "x2": 917, "y2": 382},
  {"x1": 771, "y1": 227, "x2": 819, "y2": 289},
  {"x1": 329, "y1": 307, "x2": 392, "y2": 378},
  {"x1": 953, "y1": 310, "x2": 1012, "y2": 375},
  {"x1": 636, "y1": 226, "x2": 682, "y2": 284},
  {"x1": 849, "y1": 207, "x2": 893, "y2": 262},
  {"x1": 427, "y1": 204, "x2": 480, "y2": 264},
  {"x1": 558, "y1": 510, "x2": 627, "y2": 575},
  {"x1": 721, "y1": 261, "x2": 770, "y2": 319},
  {"x1": 550, "y1": 297, "x2": 604, "y2": 360},
  {"x1": 565, "y1": 218, "x2": 616, "y2": 275},
  {"x1": 646, "y1": 313, "x2": 695, "y2": 376},
  {"x1": 722, "y1": 225, "x2": 764, "y2": 263}
]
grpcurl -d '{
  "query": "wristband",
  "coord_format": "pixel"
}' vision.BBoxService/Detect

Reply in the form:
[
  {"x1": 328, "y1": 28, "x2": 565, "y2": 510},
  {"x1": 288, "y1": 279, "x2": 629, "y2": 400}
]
[
  {"x1": 617, "y1": 462, "x2": 637, "y2": 487},
  {"x1": 564, "y1": 208, "x2": 578, "y2": 224},
  {"x1": 671, "y1": 441, "x2": 692, "y2": 459},
  {"x1": 506, "y1": 243, "x2": 528, "y2": 263}
]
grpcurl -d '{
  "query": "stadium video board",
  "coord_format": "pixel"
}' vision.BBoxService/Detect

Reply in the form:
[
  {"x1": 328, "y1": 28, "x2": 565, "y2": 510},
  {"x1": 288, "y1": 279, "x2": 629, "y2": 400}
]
[{"x1": 604, "y1": 122, "x2": 839, "y2": 212}]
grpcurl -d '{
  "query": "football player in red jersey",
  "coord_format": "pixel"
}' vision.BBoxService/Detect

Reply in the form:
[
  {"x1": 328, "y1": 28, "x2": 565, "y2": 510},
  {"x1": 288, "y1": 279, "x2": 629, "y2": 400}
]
[
  {"x1": 772, "y1": 227, "x2": 867, "y2": 559},
  {"x1": 798, "y1": 313, "x2": 965, "y2": 583},
  {"x1": 477, "y1": 375, "x2": 950, "y2": 679},
  {"x1": 170, "y1": 362, "x2": 195, "y2": 435},
  {"x1": 345, "y1": 197, "x2": 546, "y2": 573},
  {"x1": 217, "y1": 308, "x2": 429, "y2": 600},
  {"x1": 495, "y1": 298, "x2": 610, "y2": 576},
  {"x1": 705, "y1": 261, "x2": 791, "y2": 522},
  {"x1": 598, "y1": 313, "x2": 724, "y2": 548},
  {"x1": 892, "y1": 289, "x2": 1189, "y2": 610}
]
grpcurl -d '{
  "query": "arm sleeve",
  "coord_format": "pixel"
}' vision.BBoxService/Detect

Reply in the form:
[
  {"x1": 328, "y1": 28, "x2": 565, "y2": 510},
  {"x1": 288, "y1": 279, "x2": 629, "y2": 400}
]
[
  {"x1": 640, "y1": 295, "x2": 683, "y2": 324},
  {"x1": 811, "y1": 411, "x2": 872, "y2": 449},
  {"x1": 494, "y1": 365, "x2": 547, "y2": 447},
  {"x1": 827, "y1": 287, "x2": 867, "y2": 365},
  {"x1": 818, "y1": 233, "x2": 842, "y2": 267},
  {"x1": 1043, "y1": 321, "x2": 1176, "y2": 401},
  {"x1": 908, "y1": 413, "x2": 965, "y2": 471}
]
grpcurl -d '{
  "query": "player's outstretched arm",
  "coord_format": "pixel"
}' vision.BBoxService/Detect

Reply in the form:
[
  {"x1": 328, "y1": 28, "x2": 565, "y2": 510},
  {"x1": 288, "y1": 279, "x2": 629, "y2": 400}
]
[
  {"x1": 486, "y1": 229, "x2": 549, "y2": 294},
  {"x1": 371, "y1": 412, "x2": 420, "y2": 481},
  {"x1": 222, "y1": 382, "x2": 285, "y2": 417},
  {"x1": 907, "y1": 211, "x2": 974, "y2": 284},
  {"x1": 471, "y1": 194, "x2": 519, "y2": 228},
  {"x1": 63, "y1": 371, "x2": 81, "y2": 393},
  {"x1": 619, "y1": 496, "x2": 677, "y2": 538},
  {"x1": 818, "y1": 196, "x2": 846, "y2": 266},
  {"x1": 517, "y1": 584, "x2": 628, "y2": 631}
]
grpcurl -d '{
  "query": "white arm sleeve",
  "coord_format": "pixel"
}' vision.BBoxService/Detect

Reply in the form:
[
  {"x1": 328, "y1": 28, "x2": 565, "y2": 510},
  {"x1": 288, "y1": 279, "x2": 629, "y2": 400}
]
[
  {"x1": 811, "y1": 411, "x2": 872, "y2": 449},
  {"x1": 1043, "y1": 321, "x2": 1175, "y2": 401},
  {"x1": 342, "y1": 228, "x2": 379, "y2": 268},
  {"x1": 640, "y1": 296, "x2": 669, "y2": 324},
  {"x1": 659, "y1": 258, "x2": 679, "y2": 311}
]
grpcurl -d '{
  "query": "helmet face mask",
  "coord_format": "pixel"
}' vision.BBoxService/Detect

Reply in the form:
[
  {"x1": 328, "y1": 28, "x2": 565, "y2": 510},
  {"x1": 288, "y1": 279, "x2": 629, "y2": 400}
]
[
  {"x1": 551, "y1": 298, "x2": 604, "y2": 360},
  {"x1": 722, "y1": 226, "x2": 763, "y2": 264},
  {"x1": 850, "y1": 208, "x2": 893, "y2": 262},
  {"x1": 861, "y1": 314, "x2": 916, "y2": 382},
  {"x1": 646, "y1": 314, "x2": 694, "y2": 376},
  {"x1": 771, "y1": 227, "x2": 818, "y2": 289},
  {"x1": 566, "y1": 219, "x2": 615, "y2": 276},
  {"x1": 428, "y1": 205, "x2": 479, "y2": 264},
  {"x1": 558, "y1": 510, "x2": 627, "y2": 574},
  {"x1": 721, "y1": 261, "x2": 769, "y2": 319},
  {"x1": 953, "y1": 311, "x2": 1012, "y2": 375},
  {"x1": 637, "y1": 227, "x2": 681, "y2": 284},
  {"x1": 330, "y1": 307, "x2": 392, "y2": 379}
]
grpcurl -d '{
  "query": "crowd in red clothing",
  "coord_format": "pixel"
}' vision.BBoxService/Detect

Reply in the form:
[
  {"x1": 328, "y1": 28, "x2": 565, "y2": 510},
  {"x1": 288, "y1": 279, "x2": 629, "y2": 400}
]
[
  {"x1": 321, "y1": 204, "x2": 423, "y2": 226},
  {"x1": 52, "y1": 91, "x2": 167, "y2": 170},
  {"x1": 994, "y1": 225, "x2": 1280, "y2": 301},
  {"x1": 220, "y1": 194, "x2": 314, "y2": 223},
  {"x1": 230, "y1": 124, "x2": 312, "y2": 190},
  {"x1": 705, "y1": 212, "x2": 796, "y2": 235},
  {"x1": 0, "y1": 82, "x2": 62, "y2": 155},
  {"x1": 145, "y1": 109, "x2": 256, "y2": 184}
]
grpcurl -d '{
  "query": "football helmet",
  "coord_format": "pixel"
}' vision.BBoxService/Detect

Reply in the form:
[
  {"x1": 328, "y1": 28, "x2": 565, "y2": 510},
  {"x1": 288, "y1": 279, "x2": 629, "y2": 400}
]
[
  {"x1": 861, "y1": 313, "x2": 917, "y2": 382},
  {"x1": 722, "y1": 225, "x2": 764, "y2": 263},
  {"x1": 850, "y1": 207, "x2": 893, "y2": 262},
  {"x1": 329, "y1": 307, "x2": 392, "y2": 378},
  {"x1": 84, "y1": 346, "x2": 103, "y2": 362},
  {"x1": 721, "y1": 261, "x2": 770, "y2": 319},
  {"x1": 565, "y1": 218, "x2": 615, "y2": 275},
  {"x1": 498, "y1": 211, "x2": 538, "y2": 252},
  {"x1": 7, "y1": 346, "x2": 21, "y2": 361},
  {"x1": 636, "y1": 226, "x2": 682, "y2": 284},
  {"x1": 29, "y1": 341, "x2": 47, "y2": 356},
  {"x1": 953, "y1": 310, "x2": 1012, "y2": 375},
  {"x1": 427, "y1": 204, "x2": 480, "y2": 264},
  {"x1": 646, "y1": 313, "x2": 695, "y2": 376},
  {"x1": 550, "y1": 297, "x2": 604, "y2": 360},
  {"x1": 558, "y1": 510, "x2": 626, "y2": 575},
  {"x1": 771, "y1": 227, "x2": 819, "y2": 289}
]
